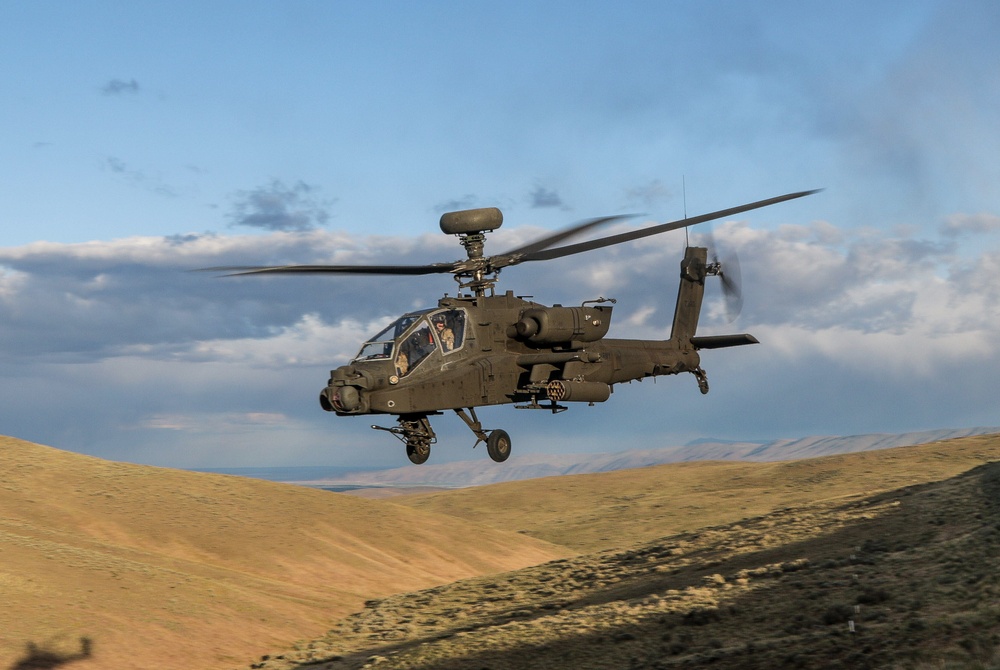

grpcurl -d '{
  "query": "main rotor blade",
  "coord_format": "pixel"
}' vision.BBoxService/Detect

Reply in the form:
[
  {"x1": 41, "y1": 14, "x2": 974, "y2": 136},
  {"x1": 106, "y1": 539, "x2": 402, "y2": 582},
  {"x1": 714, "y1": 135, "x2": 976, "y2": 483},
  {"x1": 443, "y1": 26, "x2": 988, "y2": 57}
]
[
  {"x1": 205, "y1": 214, "x2": 637, "y2": 277},
  {"x1": 521, "y1": 189, "x2": 821, "y2": 262},
  {"x1": 492, "y1": 214, "x2": 635, "y2": 267},
  {"x1": 200, "y1": 263, "x2": 456, "y2": 277}
]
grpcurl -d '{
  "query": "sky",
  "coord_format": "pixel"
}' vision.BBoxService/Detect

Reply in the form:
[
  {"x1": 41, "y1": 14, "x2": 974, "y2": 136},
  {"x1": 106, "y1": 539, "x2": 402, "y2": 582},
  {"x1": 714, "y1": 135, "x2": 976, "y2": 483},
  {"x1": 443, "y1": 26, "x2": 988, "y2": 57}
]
[{"x1": 2, "y1": 1, "x2": 999, "y2": 469}]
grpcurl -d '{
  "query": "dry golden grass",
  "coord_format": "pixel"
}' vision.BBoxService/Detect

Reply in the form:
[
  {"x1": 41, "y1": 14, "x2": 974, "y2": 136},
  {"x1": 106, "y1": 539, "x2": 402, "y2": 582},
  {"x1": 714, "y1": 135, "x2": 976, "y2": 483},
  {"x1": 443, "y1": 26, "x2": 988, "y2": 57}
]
[
  {"x1": 0, "y1": 436, "x2": 570, "y2": 670},
  {"x1": 6, "y1": 433, "x2": 1000, "y2": 669},
  {"x1": 394, "y1": 433, "x2": 1000, "y2": 552},
  {"x1": 247, "y1": 436, "x2": 1000, "y2": 670}
]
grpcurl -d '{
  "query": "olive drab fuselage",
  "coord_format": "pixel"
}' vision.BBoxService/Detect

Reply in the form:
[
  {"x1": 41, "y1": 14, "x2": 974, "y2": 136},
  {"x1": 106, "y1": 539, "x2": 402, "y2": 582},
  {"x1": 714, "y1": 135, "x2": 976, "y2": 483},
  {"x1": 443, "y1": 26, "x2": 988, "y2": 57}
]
[
  {"x1": 320, "y1": 247, "x2": 746, "y2": 422},
  {"x1": 323, "y1": 292, "x2": 697, "y2": 417}
]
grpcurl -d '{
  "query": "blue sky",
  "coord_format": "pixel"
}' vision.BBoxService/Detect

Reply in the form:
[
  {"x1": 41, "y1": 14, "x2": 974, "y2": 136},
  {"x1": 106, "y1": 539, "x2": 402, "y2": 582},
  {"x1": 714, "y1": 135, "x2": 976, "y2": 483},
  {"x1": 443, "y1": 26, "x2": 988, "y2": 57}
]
[{"x1": 2, "y1": 1, "x2": 999, "y2": 468}]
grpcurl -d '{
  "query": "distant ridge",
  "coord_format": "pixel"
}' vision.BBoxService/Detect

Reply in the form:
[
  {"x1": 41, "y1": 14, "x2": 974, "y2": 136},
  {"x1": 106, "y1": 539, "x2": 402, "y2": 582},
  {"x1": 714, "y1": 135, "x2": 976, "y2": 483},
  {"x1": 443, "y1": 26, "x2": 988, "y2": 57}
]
[{"x1": 293, "y1": 426, "x2": 1000, "y2": 489}]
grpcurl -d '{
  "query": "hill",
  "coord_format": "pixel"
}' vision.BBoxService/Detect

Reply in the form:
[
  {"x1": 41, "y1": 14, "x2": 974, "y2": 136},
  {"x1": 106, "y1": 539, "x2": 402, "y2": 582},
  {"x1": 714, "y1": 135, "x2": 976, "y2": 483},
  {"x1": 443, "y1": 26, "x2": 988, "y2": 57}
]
[
  {"x1": 396, "y1": 432, "x2": 1000, "y2": 552},
  {"x1": 0, "y1": 436, "x2": 569, "y2": 670},
  {"x1": 6, "y1": 432, "x2": 1000, "y2": 669},
  {"x1": 245, "y1": 434, "x2": 1000, "y2": 669},
  {"x1": 295, "y1": 426, "x2": 1000, "y2": 490}
]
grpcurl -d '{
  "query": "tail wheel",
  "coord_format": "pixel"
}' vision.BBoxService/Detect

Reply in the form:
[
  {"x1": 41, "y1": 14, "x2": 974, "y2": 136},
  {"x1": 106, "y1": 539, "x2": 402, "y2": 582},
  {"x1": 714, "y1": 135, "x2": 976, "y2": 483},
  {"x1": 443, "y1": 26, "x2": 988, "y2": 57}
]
[
  {"x1": 406, "y1": 441, "x2": 430, "y2": 465},
  {"x1": 486, "y1": 429, "x2": 511, "y2": 463}
]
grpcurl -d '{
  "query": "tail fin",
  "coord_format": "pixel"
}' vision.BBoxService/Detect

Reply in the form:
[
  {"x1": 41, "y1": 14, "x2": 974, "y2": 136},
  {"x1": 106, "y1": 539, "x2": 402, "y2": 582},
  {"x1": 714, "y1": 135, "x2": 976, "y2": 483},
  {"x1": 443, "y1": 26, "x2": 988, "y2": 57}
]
[
  {"x1": 670, "y1": 245, "x2": 759, "y2": 350},
  {"x1": 670, "y1": 246, "x2": 708, "y2": 344}
]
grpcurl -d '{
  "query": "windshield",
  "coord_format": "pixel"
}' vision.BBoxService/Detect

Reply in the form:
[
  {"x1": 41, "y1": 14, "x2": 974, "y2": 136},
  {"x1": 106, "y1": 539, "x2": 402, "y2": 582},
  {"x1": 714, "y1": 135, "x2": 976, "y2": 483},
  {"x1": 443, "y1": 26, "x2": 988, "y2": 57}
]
[
  {"x1": 394, "y1": 322, "x2": 435, "y2": 376},
  {"x1": 353, "y1": 311, "x2": 431, "y2": 362}
]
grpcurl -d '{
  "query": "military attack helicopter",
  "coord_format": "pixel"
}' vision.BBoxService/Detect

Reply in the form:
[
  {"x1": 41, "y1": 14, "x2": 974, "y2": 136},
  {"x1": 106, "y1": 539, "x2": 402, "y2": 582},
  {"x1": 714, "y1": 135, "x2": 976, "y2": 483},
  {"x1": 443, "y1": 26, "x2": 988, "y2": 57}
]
[{"x1": 209, "y1": 189, "x2": 818, "y2": 464}]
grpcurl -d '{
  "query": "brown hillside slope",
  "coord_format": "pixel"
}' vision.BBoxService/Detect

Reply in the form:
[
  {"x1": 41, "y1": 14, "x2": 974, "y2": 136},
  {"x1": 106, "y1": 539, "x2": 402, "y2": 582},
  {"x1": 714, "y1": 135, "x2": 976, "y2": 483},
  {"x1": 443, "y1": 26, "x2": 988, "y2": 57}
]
[
  {"x1": 0, "y1": 436, "x2": 569, "y2": 670},
  {"x1": 395, "y1": 433, "x2": 1000, "y2": 552},
  {"x1": 246, "y1": 456, "x2": 1000, "y2": 669}
]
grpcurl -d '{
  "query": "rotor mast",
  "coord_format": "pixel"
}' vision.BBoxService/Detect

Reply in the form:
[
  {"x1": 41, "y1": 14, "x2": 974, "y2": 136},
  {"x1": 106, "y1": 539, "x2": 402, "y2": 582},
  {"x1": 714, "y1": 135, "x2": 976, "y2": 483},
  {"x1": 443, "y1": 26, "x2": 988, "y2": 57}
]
[{"x1": 454, "y1": 234, "x2": 500, "y2": 296}]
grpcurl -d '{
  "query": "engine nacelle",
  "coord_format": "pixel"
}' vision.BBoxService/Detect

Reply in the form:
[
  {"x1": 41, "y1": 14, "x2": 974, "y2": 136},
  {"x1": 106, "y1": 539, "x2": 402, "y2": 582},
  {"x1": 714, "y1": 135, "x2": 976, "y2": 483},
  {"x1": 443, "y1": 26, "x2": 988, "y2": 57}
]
[{"x1": 508, "y1": 305, "x2": 612, "y2": 345}]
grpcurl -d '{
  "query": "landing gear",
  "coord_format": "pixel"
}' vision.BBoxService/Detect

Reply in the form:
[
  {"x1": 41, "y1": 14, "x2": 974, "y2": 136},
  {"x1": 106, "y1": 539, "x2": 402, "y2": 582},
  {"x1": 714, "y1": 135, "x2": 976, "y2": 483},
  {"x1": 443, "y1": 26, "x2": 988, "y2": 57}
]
[
  {"x1": 373, "y1": 409, "x2": 512, "y2": 464},
  {"x1": 486, "y1": 429, "x2": 511, "y2": 463},
  {"x1": 454, "y1": 407, "x2": 512, "y2": 463},
  {"x1": 372, "y1": 414, "x2": 437, "y2": 465},
  {"x1": 406, "y1": 442, "x2": 430, "y2": 465},
  {"x1": 693, "y1": 367, "x2": 710, "y2": 395}
]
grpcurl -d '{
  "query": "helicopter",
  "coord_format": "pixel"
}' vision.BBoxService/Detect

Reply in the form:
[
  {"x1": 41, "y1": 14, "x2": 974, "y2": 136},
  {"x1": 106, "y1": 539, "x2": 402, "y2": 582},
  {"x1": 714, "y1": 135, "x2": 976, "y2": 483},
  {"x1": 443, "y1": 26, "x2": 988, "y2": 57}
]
[{"x1": 208, "y1": 189, "x2": 818, "y2": 464}]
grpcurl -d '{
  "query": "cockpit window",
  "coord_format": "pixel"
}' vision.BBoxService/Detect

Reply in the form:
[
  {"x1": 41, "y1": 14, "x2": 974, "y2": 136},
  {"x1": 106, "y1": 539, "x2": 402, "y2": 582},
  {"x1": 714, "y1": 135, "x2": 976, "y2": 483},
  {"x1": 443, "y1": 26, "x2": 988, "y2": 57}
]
[
  {"x1": 430, "y1": 309, "x2": 466, "y2": 353},
  {"x1": 395, "y1": 322, "x2": 436, "y2": 376},
  {"x1": 353, "y1": 311, "x2": 431, "y2": 362},
  {"x1": 353, "y1": 307, "x2": 467, "y2": 373}
]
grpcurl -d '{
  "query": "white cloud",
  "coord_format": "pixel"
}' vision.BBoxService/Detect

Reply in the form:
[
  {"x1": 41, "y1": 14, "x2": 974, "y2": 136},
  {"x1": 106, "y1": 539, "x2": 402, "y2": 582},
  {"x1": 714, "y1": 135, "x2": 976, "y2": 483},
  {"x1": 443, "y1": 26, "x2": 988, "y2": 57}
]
[
  {"x1": 753, "y1": 324, "x2": 993, "y2": 378},
  {"x1": 121, "y1": 313, "x2": 390, "y2": 369},
  {"x1": 622, "y1": 305, "x2": 657, "y2": 328},
  {"x1": 1, "y1": 211, "x2": 999, "y2": 467},
  {"x1": 137, "y1": 411, "x2": 290, "y2": 432},
  {"x1": 941, "y1": 212, "x2": 1000, "y2": 238}
]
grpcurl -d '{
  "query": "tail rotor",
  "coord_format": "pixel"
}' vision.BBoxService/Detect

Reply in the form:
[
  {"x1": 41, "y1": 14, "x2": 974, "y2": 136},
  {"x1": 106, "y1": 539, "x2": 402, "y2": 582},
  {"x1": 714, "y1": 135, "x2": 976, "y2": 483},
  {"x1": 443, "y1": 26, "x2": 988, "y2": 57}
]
[
  {"x1": 703, "y1": 228, "x2": 744, "y2": 323},
  {"x1": 715, "y1": 250, "x2": 743, "y2": 322}
]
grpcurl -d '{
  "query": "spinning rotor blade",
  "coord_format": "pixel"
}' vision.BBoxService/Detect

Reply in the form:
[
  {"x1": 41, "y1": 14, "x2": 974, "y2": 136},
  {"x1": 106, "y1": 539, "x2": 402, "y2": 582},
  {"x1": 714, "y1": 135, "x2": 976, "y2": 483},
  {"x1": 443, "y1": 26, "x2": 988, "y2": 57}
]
[
  {"x1": 202, "y1": 215, "x2": 633, "y2": 277},
  {"x1": 199, "y1": 189, "x2": 818, "y2": 285},
  {"x1": 491, "y1": 214, "x2": 635, "y2": 268},
  {"x1": 701, "y1": 223, "x2": 743, "y2": 322},
  {"x1": 717, "y1": 253, "x2": 743, "y2": 322},
  {"x1": 199, "y1": 262, "x2": 457, "y2": 277},
  {"x1": 521, "y1": 189, "x2": 821, "y2": 262}
]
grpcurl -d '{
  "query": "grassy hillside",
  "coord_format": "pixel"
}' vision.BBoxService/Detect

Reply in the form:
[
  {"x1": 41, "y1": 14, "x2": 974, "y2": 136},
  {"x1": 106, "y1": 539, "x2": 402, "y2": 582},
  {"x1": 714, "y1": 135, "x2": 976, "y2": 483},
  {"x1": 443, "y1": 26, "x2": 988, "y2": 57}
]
[
  {"x1": 247, "y1": 448, "x2": 1000, "y2": 669},
  {"x1": 0, "y1": 436, "x2": 570, "y2": 670},
  {"x1": 394, "y1": 433, "x2": 1000, "y2": 552},
  {"x1": 6, "y1": 433, "x2": 999, "y2": 669}
]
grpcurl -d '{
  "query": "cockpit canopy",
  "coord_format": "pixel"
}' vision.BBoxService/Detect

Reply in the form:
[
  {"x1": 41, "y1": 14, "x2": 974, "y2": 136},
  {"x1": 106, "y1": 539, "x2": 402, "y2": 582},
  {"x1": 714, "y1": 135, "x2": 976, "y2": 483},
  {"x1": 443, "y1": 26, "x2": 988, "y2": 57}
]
[
  {"x1": 354, "y1": 311, "x2": 429, "y2": 362},
  {"x1": 354, "y1": 308, "x2": 467, "y2": 377}
]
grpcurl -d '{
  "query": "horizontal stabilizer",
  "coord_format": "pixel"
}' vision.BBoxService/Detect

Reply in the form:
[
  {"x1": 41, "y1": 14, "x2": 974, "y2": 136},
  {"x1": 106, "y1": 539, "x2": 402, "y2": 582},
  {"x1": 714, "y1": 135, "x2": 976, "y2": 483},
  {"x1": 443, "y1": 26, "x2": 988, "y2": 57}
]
[{"x1": 690, "y1": 334, "x2": 759, "y2": 349}]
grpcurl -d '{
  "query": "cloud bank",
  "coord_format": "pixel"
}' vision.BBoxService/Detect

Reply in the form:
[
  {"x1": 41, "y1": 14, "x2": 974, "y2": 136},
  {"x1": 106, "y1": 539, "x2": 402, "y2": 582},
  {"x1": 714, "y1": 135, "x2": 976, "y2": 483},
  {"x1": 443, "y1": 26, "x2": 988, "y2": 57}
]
[{"x1": 1, "y1": 209, "x2": 998, "y2": 467}]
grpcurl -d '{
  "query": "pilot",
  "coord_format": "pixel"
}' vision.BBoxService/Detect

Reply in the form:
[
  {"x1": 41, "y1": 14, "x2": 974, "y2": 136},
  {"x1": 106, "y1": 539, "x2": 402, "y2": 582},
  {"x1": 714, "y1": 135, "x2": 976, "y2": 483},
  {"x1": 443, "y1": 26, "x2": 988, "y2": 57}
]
[
  {"x1": 432, "y1": 315, "x2": 455, "y2": 351},
  {"x1": 395, "y1": 347, "x2": 409, "y2": 376}
]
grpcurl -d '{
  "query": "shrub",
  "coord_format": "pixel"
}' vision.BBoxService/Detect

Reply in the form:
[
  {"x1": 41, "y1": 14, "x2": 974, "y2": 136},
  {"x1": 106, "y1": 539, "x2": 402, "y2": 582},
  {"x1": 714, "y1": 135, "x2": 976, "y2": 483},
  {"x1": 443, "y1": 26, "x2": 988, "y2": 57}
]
[
  {"x1": 822, "y1": 604, "x2": 854, "y2": 625},
  {"x1": 683, "y1": 607, "x2": 721, "y2": 626},
  {"x1": 857, "y1": 587, "x2": 891, "y2": 605}
]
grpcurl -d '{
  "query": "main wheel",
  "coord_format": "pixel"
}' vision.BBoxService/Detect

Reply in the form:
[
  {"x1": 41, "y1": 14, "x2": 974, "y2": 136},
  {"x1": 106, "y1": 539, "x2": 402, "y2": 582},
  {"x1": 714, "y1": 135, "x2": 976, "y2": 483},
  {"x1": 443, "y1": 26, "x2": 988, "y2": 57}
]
[
  {"x1": 486, "y1": 429, "x2": 511, "y2": 463},
  {"x1": 406, "y1": 442, "x2": 430, "y2": 465}
]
